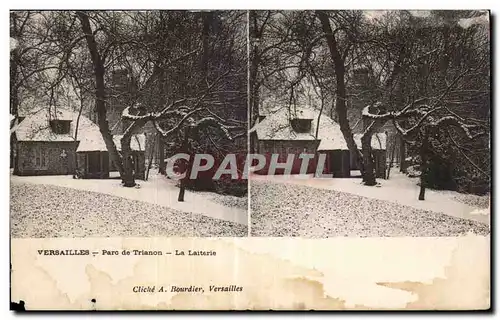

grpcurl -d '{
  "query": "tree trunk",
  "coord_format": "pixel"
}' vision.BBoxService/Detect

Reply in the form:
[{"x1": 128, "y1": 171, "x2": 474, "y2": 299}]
[
  {"x1": 158, "y1": 137, "x2": 165, "y2": 174},
  {"x1": 122, "y1": 155, "x2": 135, "y2": 187},
  {"x1": 386, "y1": 135, "x2": 397, "y2": 179},
  {"x1": 10, "y1": 53, "x2": 19, "y2": 117},
  {"x1": 249, "y1": 11, "x2": 261, "y2": 136},
  {"x1": 10, "y1": 47, "x2": 20, "y2": 170},
  {"x1": 316, "y1": 11, "x2": 364, "y2": 175},
  {"x1": 145, "y1": 134, "x2": 157, "y2": 181},
  {"x1": 418, "y1": 176, "x2": 426, "y2": 201},
  {"x1": 10, "y1": 14, "x2": 21, "y2": 173},
  {"x1": 119, "y1": 116, "x2": 150, "y2": 187},
  {"x1": 361, "y1": 133, "x2": 377, "y2": 185},
  {"x1": 73, "y1": 98, "x2": 84, "y2": 177},
  {"x1": 399, "y1": 134, "x2": 407, "y2": 173},
  {"x1": 77, "y1": 12, "x2": 125, "y2": 178},
  {"x1": 178, "y1": 182, "x2": 186, "y2": 202},
  {"x1": 178, "y1": 126, "x2": 191, "y2": 202},
  {"x1": 120, "y1": 134, "x2": 136, "y2": 187},
  {"x1": 418, "y1": 132, "x2": 429, "y2": 201},
  {"x1": 10, "y1": 13, "x2": 21, "y2": 117}
]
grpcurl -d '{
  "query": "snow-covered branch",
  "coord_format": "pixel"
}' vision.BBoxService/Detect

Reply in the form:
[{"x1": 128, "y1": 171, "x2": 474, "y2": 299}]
[
  {"x1": 153, "y1": 107, "x2": 205, "y2": 138},
  {"x1": 121, "y1": 98, "x2": 188, "y2": 122},
  {"x1": 393, "y1": 112, "x2": 486, "y2": 143},
  {"x1": 394, "y1": 107, "x2": 442, "y2": 137},
  {"x1": 154, "y1": 99, "x2": 189, "y2": 118},
  {"x1": 122, "y1": 67, "x2": 236, "y2": 142},
  {"x1": 361, "y1": 99, "x2": 428, "y2": 121},
  {"x1": 122, "y1": 105, "x2": 153, "y2": 121},
  {"x1": 428, "y1": 116, "x2": 485, "y2": 140},
  {"x1": 192, "y1": 117, "x2": 233, "y2": 140}
]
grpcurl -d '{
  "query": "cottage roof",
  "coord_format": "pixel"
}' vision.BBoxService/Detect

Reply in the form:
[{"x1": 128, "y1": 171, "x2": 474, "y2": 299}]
[
  {"x1": 14, "y1": 107, "x2": 146, "y2": 153},
  {"x1": 14, "y1": 107, "x2": 94, "y2": 143},
  {"x1": 75, "y1": 133, "x2": 146, "y2": 152},
  {"x1": 250, "y1": 106, "x2": 386, "y2": 150},
  {"x1": 319, "y1": 133, "x2": 387, "y2": 151}
]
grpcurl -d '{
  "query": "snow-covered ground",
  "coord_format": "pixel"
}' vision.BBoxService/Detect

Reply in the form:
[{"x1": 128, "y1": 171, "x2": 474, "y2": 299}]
[
  {"x1": 250, "y1": 171, "x2": 490, "y2": 225},
  {"x1": 11, "y1": 171, "x2": 247, "y2": 226},
  {"x1": 250, "y1": 171, "x2": 490, "y2": 237},
  {"x1": 11, "y1": 183, "x2": 247, "y2": 237},
  {"x1": 250, "y1": 180, "x2": 490, "y2": 237}
]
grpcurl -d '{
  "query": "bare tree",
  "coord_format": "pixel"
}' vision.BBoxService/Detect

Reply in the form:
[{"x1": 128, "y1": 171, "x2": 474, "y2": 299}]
[
  {"x1": 74, "y1": 11, "x2": 246, "y2": 188},
  {"x1": 315, "y1": 10, "x2": 370, "y2": 181}
]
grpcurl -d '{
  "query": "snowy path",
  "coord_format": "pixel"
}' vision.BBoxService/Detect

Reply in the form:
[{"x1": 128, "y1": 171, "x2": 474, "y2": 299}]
[
  {"x1": 11, "y1": 173, "x2": 248, "y2": 226},
  {"x1": 250, "y1": 171, "x2": 490, "y2": 225}
]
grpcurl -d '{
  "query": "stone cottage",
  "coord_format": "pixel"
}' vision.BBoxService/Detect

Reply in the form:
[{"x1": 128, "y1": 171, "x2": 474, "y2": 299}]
[
  {"x1": 249, "y1": 106, "x2": 387, "y2": 177},
  {"x1": 12, "y1": 107, "x2": 145, "y2": 179}
]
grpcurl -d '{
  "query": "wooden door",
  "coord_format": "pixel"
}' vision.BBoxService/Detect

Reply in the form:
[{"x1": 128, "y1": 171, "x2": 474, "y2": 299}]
[{"x1": 87, "y1": 152, "x2": 101, "y2": 174}]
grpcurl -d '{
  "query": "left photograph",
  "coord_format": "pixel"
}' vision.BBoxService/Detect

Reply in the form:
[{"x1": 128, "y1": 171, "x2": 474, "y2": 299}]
[{"x1": 10, "y1": 10, "x2": 248, "y2": 237}]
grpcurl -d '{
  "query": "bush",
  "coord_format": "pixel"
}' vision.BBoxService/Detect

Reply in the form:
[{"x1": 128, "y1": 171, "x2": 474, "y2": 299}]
[
  {"x1": 425, "y1": 155, "x2": 457, "y2": 191},
  {"x1": 405, "y1": 154, "x2": 490, "y2": 195}
]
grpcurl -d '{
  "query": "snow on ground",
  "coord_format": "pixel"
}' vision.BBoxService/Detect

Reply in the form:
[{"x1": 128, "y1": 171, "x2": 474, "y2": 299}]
[
  {"x1": 250, "y1": 171, "x2": 490, "y2": 225},
  {"x1": 195, "y1": 191, "x2": 248, "y2": 211},
  {"x1": 453, "y1": 193, "x2": 490, "y2": 209},
  {"x1": 250, "y1": 180, "x2": 490, "y2": 237},
  {"x1": 11, "y1": 183, "x2": 247, "y2": 238},
  {"x1": 470, "y1": 208, "x2": 490, "y2": 216},
  {"x1": 10, "y1": 171, "x2": 247, "y2": 226}
]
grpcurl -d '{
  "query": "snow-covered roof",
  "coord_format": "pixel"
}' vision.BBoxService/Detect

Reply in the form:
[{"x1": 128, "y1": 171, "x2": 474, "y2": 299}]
[
  {"x1": 75, "y1": 134, "x2": 106, "y2": 152},
  {"x1": 14, "y1": 106, "x2": 146, "y2": 153},
  {"x1": 76, "y1": 133, "x2": 146, "y2": 152},
  {"x1": 14, "y1": 107, "x2": 96, "y2": 143},
  {"x1": 318, "y1": 133, "x2": 387, "y2": 151},
  {"x1": 250, "y1": 106, "x2": 386, "y2": 150}
]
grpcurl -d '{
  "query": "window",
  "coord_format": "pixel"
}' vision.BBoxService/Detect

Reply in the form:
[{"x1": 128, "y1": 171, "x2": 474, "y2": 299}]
[
  {"x1": 35, "y1": 147, "x2": 49, "y2": 169},
  {"x1": 50, "y1": 120, "x2": 71, "y2": 134},
  {"x1": 290, "y1": 119, "x2": 312, "y2": 133}
]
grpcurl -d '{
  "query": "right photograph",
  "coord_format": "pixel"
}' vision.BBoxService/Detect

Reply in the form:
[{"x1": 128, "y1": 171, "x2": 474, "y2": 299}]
[{"x1": 248, "y1": 10, "x2": 491, "y2": 237}]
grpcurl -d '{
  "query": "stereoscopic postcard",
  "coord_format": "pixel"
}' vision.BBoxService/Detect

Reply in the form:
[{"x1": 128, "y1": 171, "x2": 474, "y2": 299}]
[{"x1": 9, "y1": 9, "x2": 491, "y2": 311}]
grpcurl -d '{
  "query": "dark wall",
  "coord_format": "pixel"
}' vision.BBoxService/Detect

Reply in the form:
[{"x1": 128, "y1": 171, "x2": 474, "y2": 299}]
[
  {"x1": 15, "y1": 141, "x2": 77, "y2": 176},
  {"x1": 108, "y1": 151, "x2": 146, "y2": 180},
  {"x1": 323, "y1": 150, "x2": 351, "y2": 177},
  {"x1": 255, "y1": 138, "x2": 387, "y2": 179},
  {"x1": 76, "y1": 152, "x2": 110, "y2": 179},
  {"x1": 256, "y1": 140, "x2": 320, "y2": 174}
]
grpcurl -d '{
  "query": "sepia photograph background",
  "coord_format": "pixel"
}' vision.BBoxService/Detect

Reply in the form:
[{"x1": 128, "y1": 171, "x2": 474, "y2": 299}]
[{"x1": 3, "y1": 0, "x2": 495, "y2": 313}]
